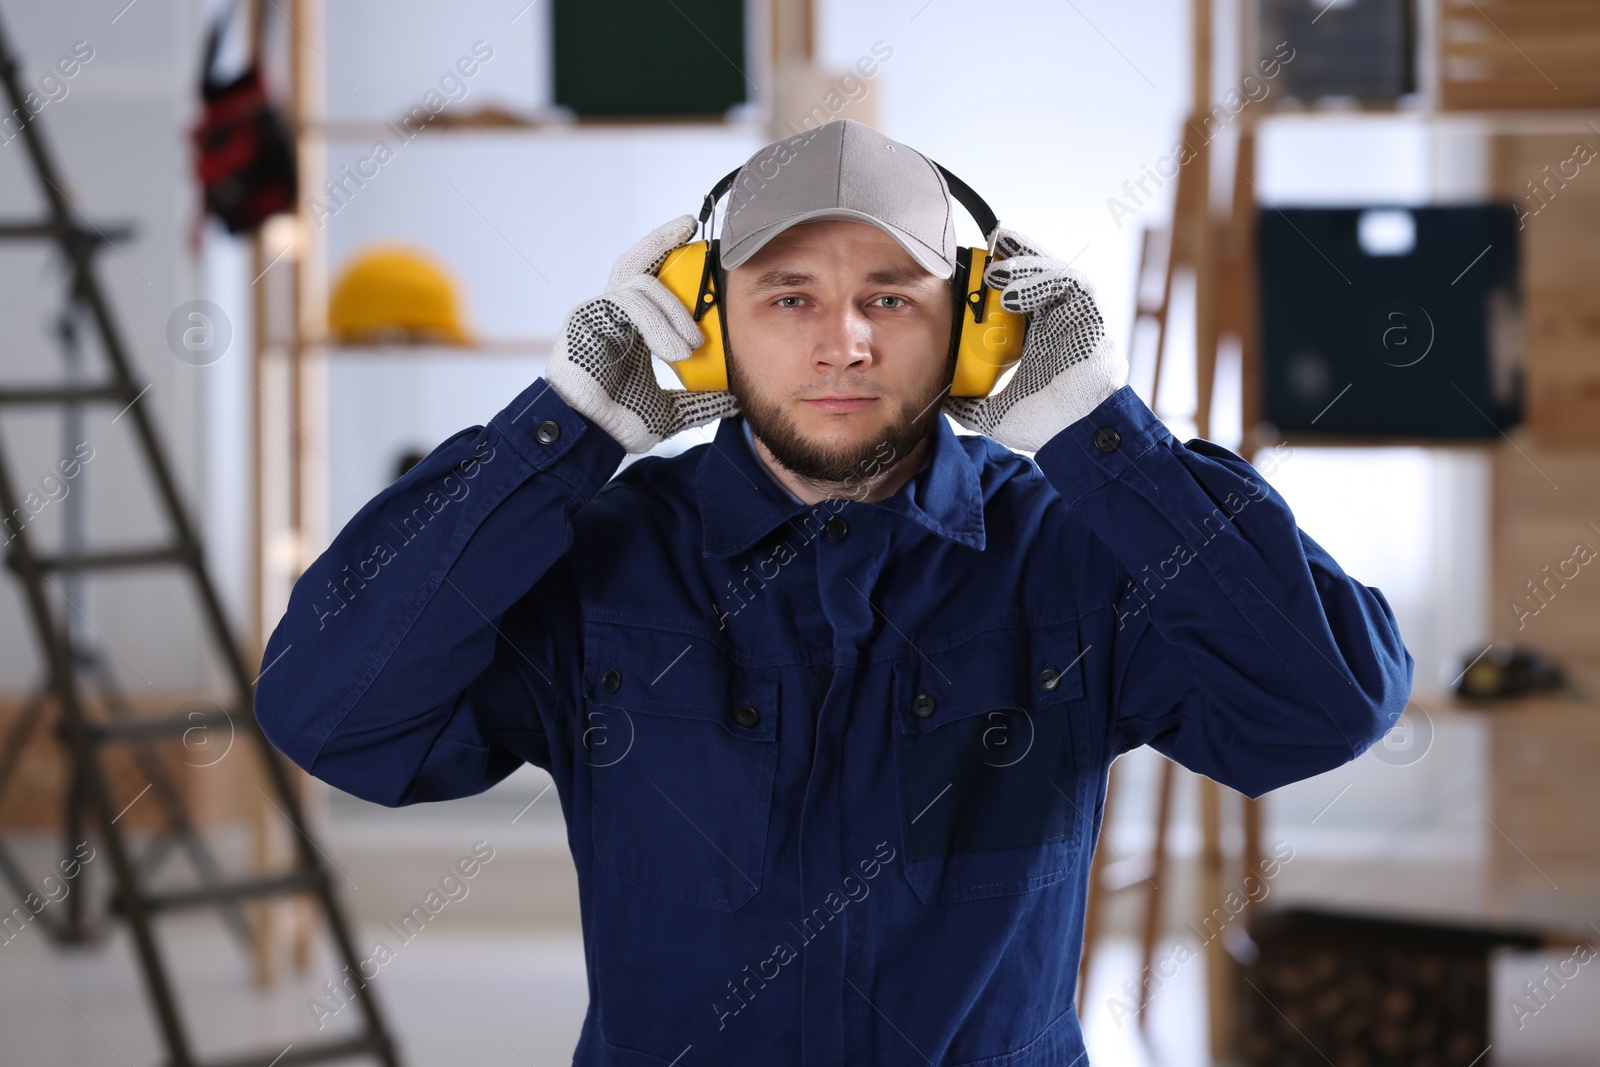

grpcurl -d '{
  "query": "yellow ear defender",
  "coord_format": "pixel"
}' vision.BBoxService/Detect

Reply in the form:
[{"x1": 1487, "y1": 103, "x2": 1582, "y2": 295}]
[{"x1": 656, "y1": 164, "x2": 1027, "y2": 397}]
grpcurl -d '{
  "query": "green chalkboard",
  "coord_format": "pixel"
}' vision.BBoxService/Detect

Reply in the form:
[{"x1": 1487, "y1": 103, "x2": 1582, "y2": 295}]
[{"x1": 553, "y1": 0, "x2": 748, "y2": 118}]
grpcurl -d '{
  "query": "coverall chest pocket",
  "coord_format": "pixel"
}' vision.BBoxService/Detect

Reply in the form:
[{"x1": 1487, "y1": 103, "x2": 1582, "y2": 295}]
[
  {"x1": 891, "y1": 618, "x2": 1091, "y2": 905},
  {"x1": 583, "y1": 621, "x2": 779, "y2": 913}
]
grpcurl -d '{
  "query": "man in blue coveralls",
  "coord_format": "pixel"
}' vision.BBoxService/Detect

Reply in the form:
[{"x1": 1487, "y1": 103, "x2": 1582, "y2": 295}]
[{"x1": 256, "y1": 119, "x2": 1414, "y2": 1066}]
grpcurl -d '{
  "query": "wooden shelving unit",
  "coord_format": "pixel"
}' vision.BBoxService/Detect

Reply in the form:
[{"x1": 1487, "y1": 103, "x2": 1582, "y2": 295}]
[
  {"x1": 1086, "y1": 0, "x2": 1600, "y2": 1058},
  {"x1": 245, "y1": 0, "x2": 865, "y2": 656}
]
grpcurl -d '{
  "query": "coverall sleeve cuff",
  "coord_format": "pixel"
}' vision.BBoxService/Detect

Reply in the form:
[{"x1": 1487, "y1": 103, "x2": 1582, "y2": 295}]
[
  {"x1": 490, "y1": 376, "x2": 625, "y2": 497},
  {"x1": 1032, "y1": 384, "x2": 1173, "y2": 505}
]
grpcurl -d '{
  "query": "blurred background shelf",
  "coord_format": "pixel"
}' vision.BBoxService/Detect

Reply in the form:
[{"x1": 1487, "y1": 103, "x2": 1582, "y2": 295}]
[{"x1": 3, "y1": 0, "x2": 1600, "y2": 1062}]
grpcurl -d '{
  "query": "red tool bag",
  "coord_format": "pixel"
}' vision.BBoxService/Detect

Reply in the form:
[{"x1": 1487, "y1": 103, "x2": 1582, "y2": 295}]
[{"x1": 190, "y1": 4, "x2": 296, "y2": 235}]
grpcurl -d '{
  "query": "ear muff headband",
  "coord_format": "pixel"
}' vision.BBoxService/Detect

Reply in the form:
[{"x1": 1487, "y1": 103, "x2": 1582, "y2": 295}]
[{"x1": 656, "y1": 161, "x2": 1025, "y2": 395}]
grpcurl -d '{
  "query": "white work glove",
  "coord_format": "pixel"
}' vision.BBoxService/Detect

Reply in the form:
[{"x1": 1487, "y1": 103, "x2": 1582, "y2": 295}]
[
  {"x1": 546, "y1": 215, "x2": 739, "y2": 454},
  {"x1": 943, "y1": 229, "x2": 1129, "y2": 452}
]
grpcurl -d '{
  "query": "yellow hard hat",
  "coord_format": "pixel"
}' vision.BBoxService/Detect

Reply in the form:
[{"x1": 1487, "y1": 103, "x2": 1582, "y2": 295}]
[{"x1": 328, "y1": 245, "x2": 471, "y2": 345}]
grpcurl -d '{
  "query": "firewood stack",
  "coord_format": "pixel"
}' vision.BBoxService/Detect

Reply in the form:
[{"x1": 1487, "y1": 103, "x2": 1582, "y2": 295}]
[{"x1": 1237, "y1": 908, "x2": 1545, "y2": 1066}]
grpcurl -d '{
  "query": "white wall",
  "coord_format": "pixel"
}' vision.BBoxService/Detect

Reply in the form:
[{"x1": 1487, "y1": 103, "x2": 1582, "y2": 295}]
[{"x1": 0, "y1": 0, "x2": 215, "y2": 693}]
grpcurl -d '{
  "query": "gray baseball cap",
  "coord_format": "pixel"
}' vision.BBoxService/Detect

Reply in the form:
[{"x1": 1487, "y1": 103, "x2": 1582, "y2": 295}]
[{"x1": 718, "y1": 119, "x2": 957, "y2": 280}]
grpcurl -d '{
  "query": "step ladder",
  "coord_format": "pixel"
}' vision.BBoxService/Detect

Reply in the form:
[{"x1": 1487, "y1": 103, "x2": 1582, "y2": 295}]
[{"x1": 0, "y1": 9, "x2": 400, "y2": 1066}]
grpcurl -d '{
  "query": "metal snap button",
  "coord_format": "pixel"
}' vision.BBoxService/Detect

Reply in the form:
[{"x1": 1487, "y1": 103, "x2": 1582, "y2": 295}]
[
  {"x1": 536, "y1": 419, "x2": 561, "y2": 445},
  {"x1": 1093, "y1": 426, "x2": 1121, "y2": 453},
  {"x1": 1037, "y1": 667, "x2": 1061, "y2": 692},
  {"x1": 600, "y1": 668, "x2": 622, "y2": 693},
  {"x1": 824, "y1": 516, "x2": 848, "y2": 542},
  {"x1": 733, "y1": 705, "x2": 759, "y2": 727},
  {"x1": 911, "y1": 693, "x2": 937, "y2": 718}
]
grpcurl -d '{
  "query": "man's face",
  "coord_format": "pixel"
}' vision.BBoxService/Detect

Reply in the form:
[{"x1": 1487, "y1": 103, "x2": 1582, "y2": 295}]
[{"x1": 723, "y1": 220, "x2": 955, "y2": 485}]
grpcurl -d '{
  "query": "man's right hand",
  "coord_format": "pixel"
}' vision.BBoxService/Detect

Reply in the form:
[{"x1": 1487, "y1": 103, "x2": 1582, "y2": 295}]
[{"x1": 546, "y1": 215, "x2": 739, "y2": 454}]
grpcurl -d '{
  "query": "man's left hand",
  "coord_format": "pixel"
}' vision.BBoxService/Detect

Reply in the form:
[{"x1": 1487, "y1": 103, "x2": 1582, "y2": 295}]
[{"x1": 943, "y1": 229, "x2": 1129, "y2": 452}]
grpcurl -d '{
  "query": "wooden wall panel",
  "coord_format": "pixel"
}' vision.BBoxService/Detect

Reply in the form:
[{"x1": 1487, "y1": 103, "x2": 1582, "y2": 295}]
[
  {"x1": 1485, "y1": 694, "x2": 1600, "y2": 909},
  {"x1": 1489, "y1": 133, "x2": 1600, "y2": 445},
  {"x1": 1488, "y1": 441, "x2": 1600, "y2": 658},
  {"x1": 1439, "y1": 0, "x2": 1600, "y2": 110}
]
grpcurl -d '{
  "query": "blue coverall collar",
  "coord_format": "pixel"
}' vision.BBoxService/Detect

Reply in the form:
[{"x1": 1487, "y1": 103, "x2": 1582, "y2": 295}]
[{"x1": 696, "y1": 410, "x2": 987, "y2": 558}]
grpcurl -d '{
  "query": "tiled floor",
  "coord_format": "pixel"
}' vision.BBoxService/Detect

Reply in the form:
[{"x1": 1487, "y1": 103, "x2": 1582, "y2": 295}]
[
  {"x1": 4, "y1": 804, "x2": 1599, "y2": 1067},
  {"x1": 8, "y1": 915, "x2": 1598, "y2": 1066},
  {"x1": 5, "y1": 916, "x2": 590, "y2": 1067}
]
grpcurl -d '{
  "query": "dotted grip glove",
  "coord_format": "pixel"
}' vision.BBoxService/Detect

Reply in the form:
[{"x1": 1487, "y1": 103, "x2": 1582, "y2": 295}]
[
  {"x1": 943, "y1": 229, "x2": 1130, "y2": 452},
  {"x1": 546, "y1": 215, "x2": 739, "y2": 454}
]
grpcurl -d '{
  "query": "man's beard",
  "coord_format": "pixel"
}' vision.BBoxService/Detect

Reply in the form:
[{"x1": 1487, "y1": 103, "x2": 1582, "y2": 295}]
[{"x1": 727, "y1": 346, "x2": 955, "y2": 490}]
